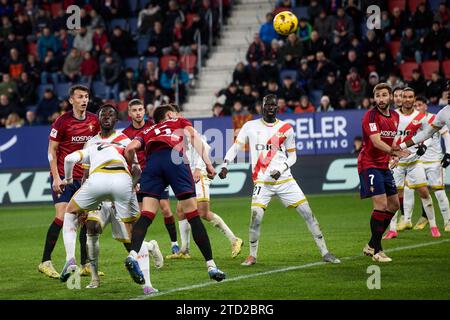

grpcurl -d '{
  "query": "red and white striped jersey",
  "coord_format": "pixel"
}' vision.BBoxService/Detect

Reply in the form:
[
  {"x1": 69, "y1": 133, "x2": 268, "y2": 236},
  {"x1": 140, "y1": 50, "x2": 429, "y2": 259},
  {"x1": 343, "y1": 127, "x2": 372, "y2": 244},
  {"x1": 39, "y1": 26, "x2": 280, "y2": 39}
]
[{"x1": 233, "y1": 118, "x2": 296, "y2": 182}]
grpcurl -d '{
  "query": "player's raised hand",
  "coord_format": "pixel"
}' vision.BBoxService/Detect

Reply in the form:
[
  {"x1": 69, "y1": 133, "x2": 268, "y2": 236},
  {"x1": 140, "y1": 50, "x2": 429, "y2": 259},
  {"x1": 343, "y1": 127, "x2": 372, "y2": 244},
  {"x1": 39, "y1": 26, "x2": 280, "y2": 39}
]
[
  {"x1": 218, "y1": 167, "x2": 228, "y2": 179},
  {"x1": 270, "y1": 170, "x2": 281, "y2": 180},
  {"x1": 206, "y1": 163, "x2": 216, "y2": 179}
]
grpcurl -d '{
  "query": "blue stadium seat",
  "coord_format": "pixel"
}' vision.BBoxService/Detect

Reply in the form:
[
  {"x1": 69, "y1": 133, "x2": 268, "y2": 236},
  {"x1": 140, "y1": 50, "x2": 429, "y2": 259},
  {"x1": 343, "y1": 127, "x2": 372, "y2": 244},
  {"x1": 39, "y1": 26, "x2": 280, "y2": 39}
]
[
  {"x1": 37, "y1": 84, "x2": 54, "y2": 100},
  {"x1": 92, "y1": 81, "x2": 108, "y2": 100},
  {"x1": 309, "y1": 90, "x2": 323, "y2": 108},
  {"x1": 293, "y1": 6, "x2": 309, "y2": 20},
  {"x1": 128, "y1": 17, "x2": 138, "y2": 36},
  {"x1": 137, "y1": 36, "x2": 150, "y2": 55},
  {"x1": 55, "y1": 83, "x2": 71, "y2": 100},
  {"x1": 279, "y1": 69, "x2": 298, "y2": 84},
  {"x1": 109, "y1": 18, "x2": 127, "y2": 32},
  {"x1": 124, "y1": 57, "x2": 140, "y2": 70},
  {"x1": 128, "y1": 0, "x2": 139, "y2": 14},
  {"x1": 140, "y1": 0, "x2": 151, "y2": 9}
]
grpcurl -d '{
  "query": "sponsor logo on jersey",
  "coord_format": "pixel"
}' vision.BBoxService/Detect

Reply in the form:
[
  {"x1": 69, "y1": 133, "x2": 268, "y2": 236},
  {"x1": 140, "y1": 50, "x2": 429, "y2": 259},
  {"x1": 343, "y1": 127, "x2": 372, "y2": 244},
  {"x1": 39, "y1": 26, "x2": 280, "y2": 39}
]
[
  {"x1": 71, "y1": 135, "x2": 94, "y2": 143},
  {"x1": 50, "y1": 128, "x2": 58, "y2": 138},
  {"x1": 380, "y1": 130, "x2": 397, "y2": 137},
  {"x1": 255, "y1": 144, "x2": 273, "y2": 151}
]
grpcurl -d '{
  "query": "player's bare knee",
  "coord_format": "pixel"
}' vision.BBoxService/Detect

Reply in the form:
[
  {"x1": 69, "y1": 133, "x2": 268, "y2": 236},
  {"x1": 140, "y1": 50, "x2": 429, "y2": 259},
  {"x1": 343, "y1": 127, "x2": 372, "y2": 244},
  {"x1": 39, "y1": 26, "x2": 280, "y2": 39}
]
[{"x1": 417, "y1": 187, "x2": 430, "y2": 199}]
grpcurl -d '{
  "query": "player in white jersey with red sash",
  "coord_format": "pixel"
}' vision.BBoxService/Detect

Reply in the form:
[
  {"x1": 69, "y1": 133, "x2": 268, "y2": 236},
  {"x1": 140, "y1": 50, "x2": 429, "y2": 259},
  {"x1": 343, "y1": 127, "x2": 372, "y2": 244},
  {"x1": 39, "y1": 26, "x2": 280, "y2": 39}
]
[
  {"x1": 388, "y1": 88, "x2": 441, "y2": 239},
  {"x1": 219, "y1": 94, "x2": 340, "y2": 266}
]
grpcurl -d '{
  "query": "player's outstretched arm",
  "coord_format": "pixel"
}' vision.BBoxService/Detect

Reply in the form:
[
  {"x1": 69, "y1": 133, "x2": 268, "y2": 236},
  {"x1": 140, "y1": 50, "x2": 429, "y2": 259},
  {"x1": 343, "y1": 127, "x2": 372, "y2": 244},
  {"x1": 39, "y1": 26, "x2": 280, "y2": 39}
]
[
  {"x1": 185, "y1": 126, "x2": 216, "y2": 178},
  {"x1": 124, "y1": 140, "x2": 142, "y2": 166},
  {"x1": 63, "y1": 151, "x2": 83, "y2": 185},
  {"x1": 219, "y1": 142, "x2": 243, "y2": 179},
  {"x1": 400, "y1": 124, "x2": 440, "y2": 149},
  {"x1": 369, "y1": 134, "x2": 410, "y2": 158}
]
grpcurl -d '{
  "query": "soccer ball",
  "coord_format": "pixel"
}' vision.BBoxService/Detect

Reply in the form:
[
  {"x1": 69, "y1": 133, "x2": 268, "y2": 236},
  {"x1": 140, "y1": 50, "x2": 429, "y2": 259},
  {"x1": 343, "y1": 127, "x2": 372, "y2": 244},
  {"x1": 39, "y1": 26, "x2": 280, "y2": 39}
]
[{"x1": 273, "y1": 11, "x2": 298, "y2": 36}]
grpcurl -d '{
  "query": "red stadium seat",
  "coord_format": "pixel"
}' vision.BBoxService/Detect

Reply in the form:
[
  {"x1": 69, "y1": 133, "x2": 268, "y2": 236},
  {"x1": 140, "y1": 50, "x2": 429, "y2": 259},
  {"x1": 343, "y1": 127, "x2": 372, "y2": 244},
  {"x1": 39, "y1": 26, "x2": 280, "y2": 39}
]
[
  {"x1": 389, "y1": 41, "x2": 401, "y2": 59},
  {"x1": 27, "y1": 42, "x2": 37, "y2": 57},
  {"x1": 408, "y1": 0, "x2": 423, "y2": 13},
  {"x1": 400, "y1": 62, "x2": 419, "y2": 81},
  {"x1": 180, "y1": 54, "x2": 197, "y2": 74},
  {"x1": 117, "y1": 101, "x2": 129, "y2": 112},
  {"x1": 50, "y1": 3, "x2": 63, "y2": 18},
  {"x1": 388, "y1": 0, "x2": 406, "y2": 12},
  {"x1": 421, "y1": 60, "x2": 439, "y2": 80},
  {"x1": 160, "y1": 55, "x2": 178, "y2": 71},
  {"x1": 442, "y1": 60, "x2": 450, "y2": 79}
]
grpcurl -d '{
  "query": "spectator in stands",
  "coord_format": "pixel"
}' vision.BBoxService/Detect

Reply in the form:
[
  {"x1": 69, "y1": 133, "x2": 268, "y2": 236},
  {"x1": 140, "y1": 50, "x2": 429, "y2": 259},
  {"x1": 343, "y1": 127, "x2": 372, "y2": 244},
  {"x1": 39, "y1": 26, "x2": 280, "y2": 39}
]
[
  {"x1": 17, "y1": 72, "x2": 36, "y2": 109},
  {"x1": 119, "y1": 68, "x2": 137, "y2": 101},
  {"x1": 439, "y1": 90, "x2": 448, "y2": 106},
  {"x1": 323, "y1": 71, "x2": 343, "y2": 108},
  {"x1": 366, "y1": 71, "x2": 380, "y2": 97},
  {"x1": 25, "y1": 54, "x2": 41, "y2": 84},
  {"x1": 92, "y1": 24, "x2": 109, "y2": 55},
  {"x1": 240, "y1": 83, "x2": 256, "y2": 111},
  {"x1": 246, "y1": 33, "x2": 266, "y2": 64},
  {"x1": 254, "y1": 100, "x2": 263, "y2": 115},
  {"x1": 5, "y1": 112, "x2": 24, "y2": 128},
  {"x1": 80, "y1": 51, "x2": 99, "y2": 87},
  {"x1": 212, "y1": 102, "x2": 224, "y2": 117},
  {"x1": 24, "y1": 110, "x2": 37, "y2": 126},
  {"x1": 0, "y1": 15, "x2": 12, "y2": 39},
  {"x1": 314, "y1": 9, "x2": 333, "y2": 41},
  {"x1": 90, "y1": 9, "x2": 106, "y2": 29},
  {"x1": 422, "y1": 21, "x2": 446, "y2": 61},
  {"x1": 79, "y1": 8, "x2": 92, "y2": 27},
  {"x1": 7, "y1": 48, "x2": 24, "y2": 80},
  {"x1": 147, "y1": 21, "x2": 170, "y2": 58},
  {"x1": 412, "y1": 3, "x2": 433, "y2": 37},
  {"x1": 216, "y1": 82, "x2": 240, "y2": 114},
  {"x1": 341, "y1": 49, "x2": 363, "y2": 78},
  {"x1": 304, "y1": 30, "x2": 326, "y2": 62},
  {"x1": 165, "y1": 0, "x2": 185, "y2": 31},
  {"x1": 57, "y1": 28, "x2": 74, "y2": 58},
  {"x1": 3, "y1": 32, "x2": 26, "y2": 56},
  {"x1": 397, "y1": 27, "x2": 422, "y2": 64},
  {"x1": 277, "y1": 97, "x2": 290, "y2": 113},
  {"x1": 40, "y1": 49, "x2": 61, "y2": 85},
  {"x1": 51, "y1": 9, "x2": 68, "y2": 33},
  {"x1": 0, "y1": 73, "x2": 17, "y2": 100},
  {"x1": 160, "y1": 59, "x2": 189, "y2": 104},
  {"x1": 345, "y1": 67, "x2": 366, "y2": 108},
  {"x1": 380, "y1": 11, "x2": 390, "y2": 38},
  {"x1": 310, "y1": 51, "x2": 335, "y2": 90},
  {"x1": 387, "y1": 6, "x2": 409, "y2": 42},
  {"x1": 257, "y1": 57, "x2": 278, "y2": 89},
  {"x1": 294, "y1": 95, "x2": 315, "y2": 113},
  {"x1": 0, "y1": 94, "x2": 14, "y2": 127},
  {"x1": 362, "y1": 30, "x2": 380, "y2": 66},
  {"x1": 34, "y1": 89, "x2": 60, "y2": 124},
  {"x1": 13, "y1": 13, "x2": 32, "y2": 41},
  {"x1": 328, "y1": 35, "x2": 347, "y2": 66},
  {"x1": 264, "y1": 80, "x2": 281, "y2": 97},
  {"x1": 259, "y1": 13, "x2": 278, "y2": 48},
  {"x1": 316, "y1": 95, "x2": 334, "y2": 112},
  {"x1": 359, "y1": 97, "x2": 372, "y2": 110},
  {"x1": 233, "y1": 62, "x2": 250, "y2": 88},
  {"x1": 279, "y1": 33, "x2": 303, "y2": 65},
  {"x1": 426, "y1": 71, "x2": 444, "y2": 106},
  {"x1": 434, "y1": 2, "x2": 450, "y2": 28},
  {"x1": 408, "y1": 68, "x2": 427, "y2": 96},
  {"x1": 138, "y1": 2, "x2": 163, "y2": 35},
  {"x1": 63, "y1": 48, "x2": 82, "y2": 83},
  {"x1": 298, "y1": 58, "x2": 312, "y2": 91},
  {"x1": 280, "y1": 52, "x2": 298, "y2": 70},
  {"x1": 444, "y1": 40, "x2": 450, "y2": 59},
  {"x1": 132, "y1": 82, "x2": 153, "y2": 108},
  {"x1": 280, "y1": 75, "x2": 301, "y2": 110},
  {"x1": 95, "y1": 0, "x2": 125, "y2": 21},
  {"x1": 338, "y1": 96, "x2": 349, "y2": 110},
  {"x1": 387, "y1": 72, "x2": 404, "y2": 90},
  {"x1": 332, "y1": 7, "x2": 354, "y2": 41},
  {"x1": 73, "y1": 26, "x2": 93, "y2": 55},
  {"x1": 110, "y1": 26, "x2": 135, "y2": 58},
  {"x1": 266, "y1": 39, "x2": 281, "y2": 64},
  {"x1": 37, "y1": 27, "x2": 58, "y2": 62},
  {"x1": 375, "y1": 49, "x2": 393, "y2": 81},
  {"x1": 35, "y1": 8, "x2": 52, "y2": 32},
  {"x1": 101, "y1": 55, "x2": 121, "y2": 101},
  {"x1": 308, "y1": 0, "x2": 323, "y2": 23},
  {"x1": 140, "y1": 59, "x2": 159, "y2": 86},
  {"x1": 100, "y1": 43, "x2": 122, "y2": 66},
  {"x1": 297, "y1": 18, "x2": 312, "y2": 42},
  {"x1": 231, "y1": 100, "x2": 250, "y2": 116}
]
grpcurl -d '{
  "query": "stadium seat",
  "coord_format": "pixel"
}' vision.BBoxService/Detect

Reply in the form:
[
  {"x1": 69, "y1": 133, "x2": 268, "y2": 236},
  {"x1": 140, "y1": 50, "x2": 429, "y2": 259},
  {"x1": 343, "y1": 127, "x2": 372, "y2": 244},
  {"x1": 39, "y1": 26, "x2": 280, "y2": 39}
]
[
  {"x1": 109, "y1": 18, "x2": 127, "y2": 32},
  {"x1": 160, "y1": 55, "x2": 178, "y2": 71},
  {"x1": 140, "y1": 0, "x2": 151, "y2": 9},
  {"x1": 128, "y1": 0, "x2": 139, "y2": 14},
  {"x1": 117, "y1": 100, "x2": 129, "y2": 112},
  {"x1": 310, "y1": 90, "x2": 323, "y2": 108},
  {"x1": 124, "y1": 57, "x2": 140, "y2": 70},
  {"x1": 27, "y1": 42, "x2": 37, "y2": 58},
  {"x1": 429, "y1": 0, "x2": 441, "y2": 13},
  {"x1": 37, "y1": 84, "x2": 54, "y2": 100},
  {"x1": 408, "y1": 0, "x2": 423, "y2": 13},
  {"x1": 137, "y1": 36, "x2": 150, "y2": 55},
  {"x1": 55, "y1": 83, "x2": 71, "y2": 100},
  {"x1": 420, "y1": 60, "x2": 439, "y2": 80},
  {"x1": 185, "y1": 13, "x2": 198, "y2": 29},
  {"x1": 128, "y1": 17, "x2": 138, "y2": 36},
  {"x1": 180, "y1": 54, "x2": 197, "y2": 74},
  {"x1": 399, "y1": 62, "x2": 419, "y2": 81},
  {"x1": 292, "y1": 6, "x2": 309, "y2": 20},
  {"x1": 389, "y1": 41, "x2": 401, "y2": 59},
  {"x1": 279, "y1": 69, "x2": 298, "y2": 84},
  {"x1": 442, "y1": 59, "x2": 450, "y2": 78},
  {"x1": 50, "y1": 2, "x2": 62, "y2": 18},
  {"x1": 92, "y1": 81, "x2": 108, "y2": 100},
  {"x1": 388, "y1": 0, "x2": 406, "y2": 11}
]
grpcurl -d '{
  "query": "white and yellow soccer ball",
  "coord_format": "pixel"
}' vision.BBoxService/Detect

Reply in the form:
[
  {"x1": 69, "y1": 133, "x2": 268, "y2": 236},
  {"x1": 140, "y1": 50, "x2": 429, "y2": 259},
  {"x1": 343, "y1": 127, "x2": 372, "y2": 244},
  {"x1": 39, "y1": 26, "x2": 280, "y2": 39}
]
[{"x1": 273, "y1": 11, "x2": 298, "y2": 36}]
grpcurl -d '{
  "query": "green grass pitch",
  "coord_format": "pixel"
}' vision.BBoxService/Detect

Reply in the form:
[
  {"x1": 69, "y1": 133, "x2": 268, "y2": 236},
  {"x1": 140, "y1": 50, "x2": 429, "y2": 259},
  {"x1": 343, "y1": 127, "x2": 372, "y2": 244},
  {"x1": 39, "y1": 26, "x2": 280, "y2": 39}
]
[{"x1": 1, "y1": 194, "x2": 449, "y2": 300}]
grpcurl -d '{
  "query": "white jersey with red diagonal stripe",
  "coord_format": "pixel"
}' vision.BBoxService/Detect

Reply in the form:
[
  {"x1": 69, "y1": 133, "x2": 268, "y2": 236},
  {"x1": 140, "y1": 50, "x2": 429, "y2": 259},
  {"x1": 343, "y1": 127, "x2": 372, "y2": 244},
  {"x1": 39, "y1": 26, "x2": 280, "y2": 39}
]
[
  {"x1": 79, "y1": 130, "x2": 132, "y2": 174},
  {"x1": 395, "y1": 109, "x2": 429, "y2": 164},
  {"x1": 420, "y1": 113, "x2": 448, "y2": 162},
  {"x1": 235, "y1": 118, "x2": 296, "y2": 183}
]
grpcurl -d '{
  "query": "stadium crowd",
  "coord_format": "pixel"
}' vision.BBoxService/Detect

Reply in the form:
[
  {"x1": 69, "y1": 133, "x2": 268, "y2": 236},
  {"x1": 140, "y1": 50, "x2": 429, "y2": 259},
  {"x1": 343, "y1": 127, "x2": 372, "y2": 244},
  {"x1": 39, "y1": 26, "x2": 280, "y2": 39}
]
[
  {"x1": 213, "y1": 0, "x2": 450, "y2": 117},
  {"x1": 0, "y1": 0, "x2": 230, "y2": 128}
]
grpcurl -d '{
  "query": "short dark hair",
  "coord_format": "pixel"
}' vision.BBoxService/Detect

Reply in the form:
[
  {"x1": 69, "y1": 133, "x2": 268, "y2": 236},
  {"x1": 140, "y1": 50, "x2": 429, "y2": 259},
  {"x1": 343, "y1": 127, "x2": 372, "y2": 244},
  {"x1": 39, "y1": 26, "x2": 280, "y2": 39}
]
[
  {"x1": 402, "y1": 87, "x2": 415, "y2": 95},
  {"x1": 373, "y1": 83, "x2": 392, "y2": 95},
  {"x1": 128, "y1": 99, "x2": 143, "y2": 109},
  {"x1": 263, "y1": 94, "x2": 277, "y2": 106},
  {"x1": 393, "y1": 86, "x2": 404, "y2": 94},
  {"x1": 153, "y1": 104, "x2": 177, "y2": 123},
  {"x1": 98, "y1": 103, "x2": 118, "y2": 117},
  {"x1": 415, "y1": 96, "x2": 428, "y2": 104},
  {"x1": 69, "y1": 84, "x2": 90, "y2": 97}
]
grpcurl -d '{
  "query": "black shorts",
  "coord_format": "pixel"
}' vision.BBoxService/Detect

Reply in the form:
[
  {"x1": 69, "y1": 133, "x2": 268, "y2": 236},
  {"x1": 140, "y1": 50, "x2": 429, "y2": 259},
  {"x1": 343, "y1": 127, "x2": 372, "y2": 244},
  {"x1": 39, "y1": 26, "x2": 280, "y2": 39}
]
[{"x1": 359, "y1": 168, "x2": 397, "y2": 199}]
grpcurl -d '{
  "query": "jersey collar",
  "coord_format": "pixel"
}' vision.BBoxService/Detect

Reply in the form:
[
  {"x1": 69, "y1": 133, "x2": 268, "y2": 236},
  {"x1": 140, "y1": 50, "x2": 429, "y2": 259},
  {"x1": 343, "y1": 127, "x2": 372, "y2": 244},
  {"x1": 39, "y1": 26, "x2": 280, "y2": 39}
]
[
  {"x1": 260, "y1": 118, "x2": 279, "y2": 127},
  {"x1": 99, "y1": 130, "x2": 116, "y2": 139}
]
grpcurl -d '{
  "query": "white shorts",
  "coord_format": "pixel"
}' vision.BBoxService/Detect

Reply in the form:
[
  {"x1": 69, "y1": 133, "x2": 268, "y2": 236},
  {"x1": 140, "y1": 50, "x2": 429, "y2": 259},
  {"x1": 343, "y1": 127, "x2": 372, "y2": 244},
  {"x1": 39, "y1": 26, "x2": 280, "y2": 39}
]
[
  {"x1": 251, "y1": 178, "x2": 306, "y2": 209},
  {"x1": 87, "y1": 202, "x2": 131, "y2": 243},
  {"x1": 196, "y1": 173, "x2": 211, "y2": 202},
  {"x1": 422, "y1": 161, "x2": 445, "y2": 190},
  {"x1": 393, "y1": 161, "x2": 428, "y2": 189},
  {"x1": 71, "y1": 172, "x2": 139, "y2": 222}
]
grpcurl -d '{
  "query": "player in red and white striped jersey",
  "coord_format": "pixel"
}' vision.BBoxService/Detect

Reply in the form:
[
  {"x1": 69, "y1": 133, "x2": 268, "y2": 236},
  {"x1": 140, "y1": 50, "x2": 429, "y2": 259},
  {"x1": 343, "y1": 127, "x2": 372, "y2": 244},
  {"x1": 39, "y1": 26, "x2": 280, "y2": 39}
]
[{"x1": 219, "y1": 94, "x2": 340, "y2": 266}]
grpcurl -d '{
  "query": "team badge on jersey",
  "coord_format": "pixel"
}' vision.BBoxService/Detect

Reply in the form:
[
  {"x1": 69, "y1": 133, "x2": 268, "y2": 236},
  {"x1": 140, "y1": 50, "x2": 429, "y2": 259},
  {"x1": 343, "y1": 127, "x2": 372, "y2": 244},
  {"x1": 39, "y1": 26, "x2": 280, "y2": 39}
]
[
  {"x1": 50, "y1": 128, "x2": 58, "y2": 138},
  {"x1": 369, "y1": 123, "x2": 377, "y2": 132}
]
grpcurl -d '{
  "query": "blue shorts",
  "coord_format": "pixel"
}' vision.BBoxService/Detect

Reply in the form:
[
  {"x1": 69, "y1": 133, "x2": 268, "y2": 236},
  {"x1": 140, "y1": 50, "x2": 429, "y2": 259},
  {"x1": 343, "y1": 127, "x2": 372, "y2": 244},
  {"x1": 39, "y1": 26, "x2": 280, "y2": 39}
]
[
  {"x1": 50, "y1": 176, "x2": 82, "y2": 204},
  {"x1": 359, "y1": 168, "x2": 397, "y2": 199},
  {"x1": 140, "y1": 149, "x2": 195, "y2": 200},
  {"x1": 137, "y1": 187, "x2": 169, "y2": 202}
]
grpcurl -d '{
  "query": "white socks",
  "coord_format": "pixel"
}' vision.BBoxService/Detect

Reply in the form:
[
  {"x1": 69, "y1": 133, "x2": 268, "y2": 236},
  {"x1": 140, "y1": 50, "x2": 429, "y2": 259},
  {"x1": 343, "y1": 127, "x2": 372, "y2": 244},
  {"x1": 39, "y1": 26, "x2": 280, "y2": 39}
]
[
  {"x1": 87, "y1": 234, "x2": 100, "y2": 280},
  {"x1": 209, "y1": 212, "x2": 237, "y2": 243},
  {"x1": 296, "y1": 203, "x2": 328, "y2": 257},
  {"x1": 403, "y1": 186, "x2": 415, "y2": 222},
  {"x1": 63, "y1": 212, "x2": 78, "y2": 262},
  {"x1": 390, "y1": 212, "x2": 398, "y2": 231},
  {"x1": 421, "y1": 195, "x2": 437, "y2": 228},
  {"x1": 206, "y1": 259, "x2": 216, "y2": 270},
  {"x1": 434, "y1": 190, "x2": 450, "y2": 222},
  {"x1": 178, "y1": 219, "x2": 191, "y2": 252},
  {"x1": 137, "y1": 244, "x2": 152, "y2": 288},
  {"x1": 249, "y1": 207, "x2": 264, "y2": 258}
]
